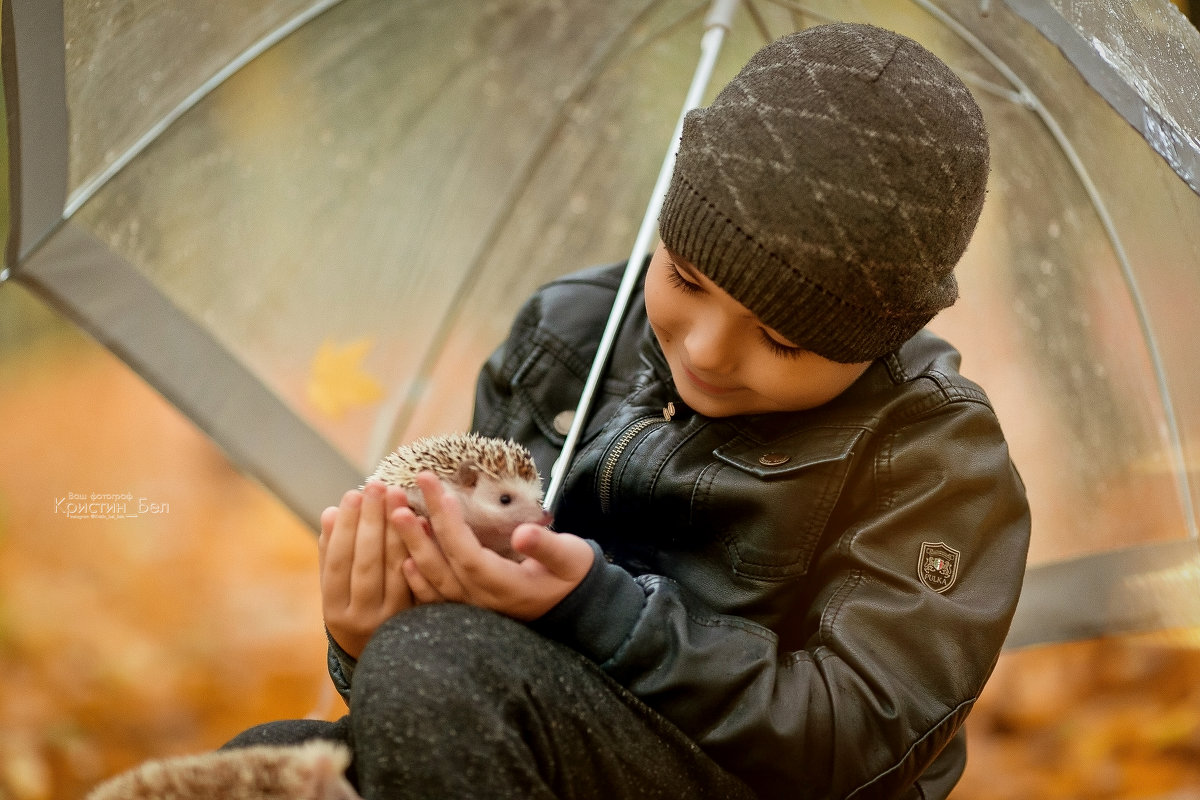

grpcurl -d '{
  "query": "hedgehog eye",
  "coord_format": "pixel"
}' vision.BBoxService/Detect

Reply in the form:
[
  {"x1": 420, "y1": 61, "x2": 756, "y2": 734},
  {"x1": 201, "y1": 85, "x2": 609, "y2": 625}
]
[{"x1": 499, "y1": 494, "x2": 512, "y2": 505}]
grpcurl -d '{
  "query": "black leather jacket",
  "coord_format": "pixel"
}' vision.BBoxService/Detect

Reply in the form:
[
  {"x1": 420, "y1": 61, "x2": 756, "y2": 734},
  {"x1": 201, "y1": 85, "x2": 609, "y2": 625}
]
[{"x1": 468, "y1": 263, "x2": 1031, "y2": 799}]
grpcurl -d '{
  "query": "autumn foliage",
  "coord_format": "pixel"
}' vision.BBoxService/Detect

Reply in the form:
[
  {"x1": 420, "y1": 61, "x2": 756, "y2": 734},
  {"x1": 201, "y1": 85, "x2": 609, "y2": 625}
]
[{"x1": 1, "y1": 335, "x2": 1198, "y2": 799}]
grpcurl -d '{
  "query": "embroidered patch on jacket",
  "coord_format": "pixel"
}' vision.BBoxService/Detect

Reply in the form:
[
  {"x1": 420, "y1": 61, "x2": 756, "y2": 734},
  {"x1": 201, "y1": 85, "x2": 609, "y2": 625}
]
[{"x1": 919, "y1": 542, "x2": 961, "y2": 593}]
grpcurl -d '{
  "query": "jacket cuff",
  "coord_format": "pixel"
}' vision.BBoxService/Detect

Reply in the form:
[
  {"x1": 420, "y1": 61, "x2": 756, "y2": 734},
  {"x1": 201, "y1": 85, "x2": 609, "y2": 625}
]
[
  {"x1": 531, "y1": 539, "x2": 645, "y2": 665},
  {"x1": 325, "y1": 628, "x2": 356, "y2": 703}
]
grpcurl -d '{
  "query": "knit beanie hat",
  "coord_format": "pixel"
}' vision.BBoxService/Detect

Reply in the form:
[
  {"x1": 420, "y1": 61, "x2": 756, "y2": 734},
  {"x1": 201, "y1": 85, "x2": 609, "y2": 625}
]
[{"x1": 658, "y1": 22, "x2": 990, "y2": 363}]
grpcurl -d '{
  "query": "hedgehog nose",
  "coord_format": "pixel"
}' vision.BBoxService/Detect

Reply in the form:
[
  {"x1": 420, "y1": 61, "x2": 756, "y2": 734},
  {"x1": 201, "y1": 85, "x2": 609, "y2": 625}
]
[{"x1": 539, "y1": 509, "x2": 554, "y2": 528}]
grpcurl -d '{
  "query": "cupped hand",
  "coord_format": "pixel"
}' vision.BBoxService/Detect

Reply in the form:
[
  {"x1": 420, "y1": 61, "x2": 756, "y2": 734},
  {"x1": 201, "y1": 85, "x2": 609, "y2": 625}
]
[
  {"x1": 318, "y1": 481, "x2": 415, "y2": 658},
  {"x1": 396, "y1": 472, "x2": 594, "y2": 621}
]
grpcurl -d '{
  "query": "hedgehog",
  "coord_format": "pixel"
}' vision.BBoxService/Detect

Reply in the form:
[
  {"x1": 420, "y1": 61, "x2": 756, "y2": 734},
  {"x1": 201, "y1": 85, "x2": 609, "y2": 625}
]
[
  {"x1": 86, "y1": 740, "x2": 360, "y2": 800},
  {"x1": 366, "y1": 432, "x2": 551, "y2": 560}
]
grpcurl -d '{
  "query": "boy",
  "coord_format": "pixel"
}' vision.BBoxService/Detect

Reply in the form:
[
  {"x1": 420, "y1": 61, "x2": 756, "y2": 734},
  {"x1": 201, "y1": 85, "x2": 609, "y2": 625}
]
[{"x1": 248, "y1": 21, "x2": 1030, "y2": 800}]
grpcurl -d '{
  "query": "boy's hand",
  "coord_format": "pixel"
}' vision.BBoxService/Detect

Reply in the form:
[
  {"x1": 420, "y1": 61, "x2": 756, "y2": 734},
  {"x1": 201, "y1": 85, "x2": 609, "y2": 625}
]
[
  {"x1": 318, "y1": 481, "x2": 414, "y2": 658},
  {"x1": 397, "y1": 472, "x2": 594, "y2": 620}
]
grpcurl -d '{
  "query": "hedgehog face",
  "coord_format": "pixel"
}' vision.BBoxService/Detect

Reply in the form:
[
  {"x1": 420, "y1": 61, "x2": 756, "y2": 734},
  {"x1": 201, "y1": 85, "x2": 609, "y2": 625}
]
[{"x1": 453, "y1": 471, "x2": 551, "y2": 560}]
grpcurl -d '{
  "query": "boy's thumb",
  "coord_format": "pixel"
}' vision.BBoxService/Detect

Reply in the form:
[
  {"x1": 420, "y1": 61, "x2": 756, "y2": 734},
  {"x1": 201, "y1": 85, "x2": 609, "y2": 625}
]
[{"x1": 513, "y1": 525, "x2": 592, "y2": 579}]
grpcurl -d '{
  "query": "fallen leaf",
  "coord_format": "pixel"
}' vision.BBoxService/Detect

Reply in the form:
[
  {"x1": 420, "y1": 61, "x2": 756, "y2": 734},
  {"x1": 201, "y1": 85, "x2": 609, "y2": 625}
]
[{"x1": 306, "y1": 338, "x2": 384, "y2": 419}]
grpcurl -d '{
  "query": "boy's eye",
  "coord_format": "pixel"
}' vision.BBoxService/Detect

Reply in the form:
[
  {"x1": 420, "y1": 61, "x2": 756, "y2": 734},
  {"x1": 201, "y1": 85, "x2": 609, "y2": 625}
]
[
  {"x1": 665, "y1": 261, "x2": 703, "y2": 294},
  {"x1": 760, "y1": 330, "x2": 805, "y2": 360}
]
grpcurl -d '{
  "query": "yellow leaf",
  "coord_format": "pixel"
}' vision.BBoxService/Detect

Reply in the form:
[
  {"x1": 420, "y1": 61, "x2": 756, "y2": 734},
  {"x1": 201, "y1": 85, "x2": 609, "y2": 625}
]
[{"x1": 306, "y1": 338, "x2": 384, "y2": 419}]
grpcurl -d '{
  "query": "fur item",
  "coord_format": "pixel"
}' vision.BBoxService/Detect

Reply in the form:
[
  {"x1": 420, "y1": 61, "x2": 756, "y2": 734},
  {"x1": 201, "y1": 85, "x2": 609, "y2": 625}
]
[{"x1": 86, "y1": 740, "x2": 360, "y2": 800}]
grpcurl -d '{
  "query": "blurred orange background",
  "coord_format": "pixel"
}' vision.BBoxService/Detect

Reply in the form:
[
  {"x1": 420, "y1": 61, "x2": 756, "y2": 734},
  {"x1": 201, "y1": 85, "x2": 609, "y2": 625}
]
[
  {"x1": 0, "y1": 297, "x2": 337, "y2": 800},
  {"x1": 1, "y1": 285, "x2": 1198, "y2": 800},
  {"x1": 5, "y1": 2, "x2": 1200, "y2": 796}
]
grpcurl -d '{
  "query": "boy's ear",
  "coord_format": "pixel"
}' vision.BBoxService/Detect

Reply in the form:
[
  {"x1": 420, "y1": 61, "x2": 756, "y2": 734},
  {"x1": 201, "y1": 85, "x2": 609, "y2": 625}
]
[{"x1": 455, "y1": 462, "x2": 480, "y2": 488}]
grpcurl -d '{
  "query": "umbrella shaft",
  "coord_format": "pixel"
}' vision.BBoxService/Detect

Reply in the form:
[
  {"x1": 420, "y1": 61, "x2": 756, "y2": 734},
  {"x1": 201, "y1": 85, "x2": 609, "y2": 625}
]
[{"x1": 543, "y1": 1, "x2": 738, "y2": 513}]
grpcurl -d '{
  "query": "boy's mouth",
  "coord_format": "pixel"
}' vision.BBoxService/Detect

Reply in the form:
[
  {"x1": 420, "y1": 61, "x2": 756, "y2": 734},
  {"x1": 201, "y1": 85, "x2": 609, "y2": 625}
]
[{"x1": 682, "y1": 363, "x2": 736, "y2": 396}]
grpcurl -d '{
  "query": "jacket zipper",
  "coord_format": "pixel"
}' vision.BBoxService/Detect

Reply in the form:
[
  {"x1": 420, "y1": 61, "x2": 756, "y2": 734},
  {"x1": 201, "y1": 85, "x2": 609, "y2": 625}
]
[{"x1": 598, "y1": 415, "x2": 665, "y2": 514}]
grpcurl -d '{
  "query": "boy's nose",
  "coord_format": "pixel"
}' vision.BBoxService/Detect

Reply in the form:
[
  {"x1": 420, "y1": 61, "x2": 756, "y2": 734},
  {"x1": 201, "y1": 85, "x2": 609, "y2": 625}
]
[{"x1": 684, "y1": 320, "x2": 735, "y2": 373}]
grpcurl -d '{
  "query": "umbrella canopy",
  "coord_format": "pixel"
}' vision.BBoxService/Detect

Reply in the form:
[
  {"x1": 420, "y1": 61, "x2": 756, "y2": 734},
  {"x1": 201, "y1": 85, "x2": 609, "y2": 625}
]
[{"x1": 3, "y1": 0, "x2": 1199, "y2": 648}]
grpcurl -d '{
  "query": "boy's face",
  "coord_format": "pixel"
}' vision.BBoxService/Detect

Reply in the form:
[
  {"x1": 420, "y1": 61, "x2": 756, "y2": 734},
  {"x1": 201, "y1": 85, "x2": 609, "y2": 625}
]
[{"x1": 644, "y1": 244, "x2": 871, "y2": 418}]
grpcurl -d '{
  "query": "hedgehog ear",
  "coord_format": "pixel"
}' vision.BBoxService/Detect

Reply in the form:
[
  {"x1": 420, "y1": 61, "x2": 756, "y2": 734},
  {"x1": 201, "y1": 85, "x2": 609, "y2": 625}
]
[{"x1": 456, "y1": 462, "x2": 479, "y2": 488}]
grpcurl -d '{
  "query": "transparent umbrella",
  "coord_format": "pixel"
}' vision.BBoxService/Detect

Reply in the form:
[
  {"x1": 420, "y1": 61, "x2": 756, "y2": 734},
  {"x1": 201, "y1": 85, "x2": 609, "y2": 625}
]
[{"x1": 3, "y1": 0, "x2": 1199, "y2": 649}]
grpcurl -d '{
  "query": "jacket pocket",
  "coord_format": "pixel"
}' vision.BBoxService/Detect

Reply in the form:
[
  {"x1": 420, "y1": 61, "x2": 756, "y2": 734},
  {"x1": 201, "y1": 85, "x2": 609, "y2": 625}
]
[
  {"x1": 512, "y1": 339, "x2": 590, "y2": 449},
  {"x1": 512, "y1": 335, "x2": 634, "y2": 453},
  {"x1": 707, "y1": 426, "x2": 866, "y2": 579}
]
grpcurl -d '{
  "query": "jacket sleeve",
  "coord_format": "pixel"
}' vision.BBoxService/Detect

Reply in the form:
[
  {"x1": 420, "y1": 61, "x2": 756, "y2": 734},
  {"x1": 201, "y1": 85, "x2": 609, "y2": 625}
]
[
  {"x1": 533, "y1": 397, "x2": 1030, "y2": 800},
  {"x1": 326, "y1": 629, "x2": 356, "y2": 704}
]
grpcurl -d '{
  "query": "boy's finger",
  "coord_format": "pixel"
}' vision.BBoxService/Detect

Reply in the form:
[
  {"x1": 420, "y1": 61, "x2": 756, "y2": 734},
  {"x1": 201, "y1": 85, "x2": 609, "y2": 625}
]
[
  {"x1": 320, "y1": 490, "x2": 362, "y2": 607},
  {"x1": 513, "y1": 525, "x2": 594, "y2": 581},
  {"x1": 317, "y1": 505, "x2": 338, "y2": 571},
  {"x1": 384, "y1": 506, "x2": 415, "y2": 607},
  {"x1": 414, "y1": 472, "x2": 481, "y2": 560},
  {"x1": 349, "y1": 482, "x2": 389, "y2": 604},
  {"x1": 383, "y1": 485, "x2": 410, "y2": 518},
  {"x1": 396, "y1": 504, "x2": 449, "y2": 579},
  {"x1": 417, "y1": 471, "x2": 517, "y2": 599},
  {"x1": 397, "y1": 501, "x2": 477, "y2": 603},
  {"x1": 322, "y1": 490, "x2": 362, "y2": 574},
  {"x1": 319, "y1": 505, "x2": 338, "y2": 540},
  {"x1": 360, "y1": 482, "x2": 388, "y2": 554},
  {"x1": 404, "y1": 558, "x2": 447, "y2": 605}
]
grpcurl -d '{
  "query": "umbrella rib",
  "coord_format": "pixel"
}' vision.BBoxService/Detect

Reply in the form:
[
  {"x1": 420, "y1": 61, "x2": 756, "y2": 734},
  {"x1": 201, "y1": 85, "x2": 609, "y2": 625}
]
[
  {"x1": 366, "y1": 0, "x2": 691, "y2": 464},
  {"x1": 627, "y1": 1, "x2": 713, "y2": 46},
  {"x1": 62, "y1": 0, "x2": 349, "y2": 220},
  {"x1": 910, "y1": 0, "x2": 1198, "y2": 541},
  {"x1": 756, "y1": 0, "x2": 838, "y2": 27},
  {"x1": 743, "y1": 0, "x2": 775, "y2": 43}
]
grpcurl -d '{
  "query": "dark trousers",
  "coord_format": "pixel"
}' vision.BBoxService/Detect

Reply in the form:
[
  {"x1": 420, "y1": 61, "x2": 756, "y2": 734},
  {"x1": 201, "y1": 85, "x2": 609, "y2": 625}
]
[{"x1": 225, "y1": 604, "x2": 756, "y2": 799}]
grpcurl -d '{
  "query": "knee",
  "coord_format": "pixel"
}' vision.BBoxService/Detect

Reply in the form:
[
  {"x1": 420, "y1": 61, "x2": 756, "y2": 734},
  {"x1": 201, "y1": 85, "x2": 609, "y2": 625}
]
[
  {"x1": 351, "y1": 605, "x2": 531, "y2": 707},
  {"x1": 361, "y1": 604, "x2": 524, "y2": 668}
]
